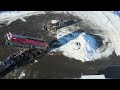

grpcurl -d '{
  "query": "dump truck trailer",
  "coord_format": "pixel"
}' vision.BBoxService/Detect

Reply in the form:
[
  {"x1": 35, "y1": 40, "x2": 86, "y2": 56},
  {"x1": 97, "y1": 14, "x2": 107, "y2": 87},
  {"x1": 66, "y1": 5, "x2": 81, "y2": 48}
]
[{"x1": 4, "y1": 32, "x2": 49, "y2": 51}]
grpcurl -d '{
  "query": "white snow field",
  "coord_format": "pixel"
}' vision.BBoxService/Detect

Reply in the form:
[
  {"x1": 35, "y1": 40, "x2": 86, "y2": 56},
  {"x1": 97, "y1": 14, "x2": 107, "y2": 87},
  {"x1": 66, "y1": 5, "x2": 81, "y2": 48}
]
[
  {"x1": 0, "y1": 11, "x2": 120, "y2": 62},
  {"x1": 0, "y1": 11, "x2": 45, "y2": 25}
]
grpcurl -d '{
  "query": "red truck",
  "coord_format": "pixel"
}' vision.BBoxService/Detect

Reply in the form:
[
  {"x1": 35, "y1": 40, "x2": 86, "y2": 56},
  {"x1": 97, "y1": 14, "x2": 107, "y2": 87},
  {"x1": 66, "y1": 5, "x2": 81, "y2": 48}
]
[{"x1": 4, "y1": 32, "x2": 49, "y2": 51}]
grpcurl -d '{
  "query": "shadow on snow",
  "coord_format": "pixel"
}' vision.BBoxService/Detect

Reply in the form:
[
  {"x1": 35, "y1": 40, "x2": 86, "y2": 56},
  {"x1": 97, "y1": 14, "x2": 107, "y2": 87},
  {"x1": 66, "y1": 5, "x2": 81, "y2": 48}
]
[{"x1": 48, "y1": 29, "x2": 103, "y2": 51}]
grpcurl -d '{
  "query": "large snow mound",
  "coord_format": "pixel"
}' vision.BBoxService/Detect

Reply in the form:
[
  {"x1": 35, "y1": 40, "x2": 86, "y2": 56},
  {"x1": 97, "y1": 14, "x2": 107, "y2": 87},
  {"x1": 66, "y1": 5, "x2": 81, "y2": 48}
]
[
  {"x1": 51, "y1": 26, "x2": 114, "y2": 62},
  {"x1": 62, "y1": 11, "x2": 120, "y2": 56},
  {"x1": 51, "y1": 28, "x2": 97, "y2": 62}
]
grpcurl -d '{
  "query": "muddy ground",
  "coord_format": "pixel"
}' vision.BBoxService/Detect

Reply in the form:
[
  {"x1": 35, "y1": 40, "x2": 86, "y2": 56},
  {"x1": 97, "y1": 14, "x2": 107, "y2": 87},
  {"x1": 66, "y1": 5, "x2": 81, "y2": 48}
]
[{"x1": 0, "y1": 13, "x2": 120, "y2": 79}]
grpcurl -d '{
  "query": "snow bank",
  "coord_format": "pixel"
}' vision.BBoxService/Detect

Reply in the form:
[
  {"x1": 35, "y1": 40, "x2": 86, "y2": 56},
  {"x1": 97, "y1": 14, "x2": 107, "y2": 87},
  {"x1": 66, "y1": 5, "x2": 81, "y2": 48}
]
[{"x1": 0, "y1": 11, "x2": 45, "y2": 25}]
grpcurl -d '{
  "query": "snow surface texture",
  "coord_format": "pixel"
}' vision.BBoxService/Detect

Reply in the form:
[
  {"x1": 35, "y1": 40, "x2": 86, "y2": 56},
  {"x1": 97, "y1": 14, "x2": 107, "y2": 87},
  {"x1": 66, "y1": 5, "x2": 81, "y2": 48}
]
[
  {"x1": 0, "y1": 11, "x2": 120, "y2": 62},
  {"x1": 51, "y1": 27, "x2": 98, "y2": 62},
  {"x1": 0, "y1": 11, "x2": 45, "y2": 25}
]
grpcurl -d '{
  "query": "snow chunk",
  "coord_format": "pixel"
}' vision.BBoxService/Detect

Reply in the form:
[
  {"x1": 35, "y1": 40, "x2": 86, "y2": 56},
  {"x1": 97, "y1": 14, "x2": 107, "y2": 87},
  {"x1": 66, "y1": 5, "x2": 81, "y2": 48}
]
[
  {"x1": 18, "y1": 71, "x2": 25, "y2": 79},
  {"x1": 34, "y1": 60, "x2": 38, "y2": 63}
]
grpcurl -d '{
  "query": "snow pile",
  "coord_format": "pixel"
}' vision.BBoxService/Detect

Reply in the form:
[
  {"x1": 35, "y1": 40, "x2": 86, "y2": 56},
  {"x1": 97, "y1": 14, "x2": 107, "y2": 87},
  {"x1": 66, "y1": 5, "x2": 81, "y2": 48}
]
[
  {"x1": 51, "y1": 27, "x2": 98, "y2": 62},
  {"x1": 0, "y1": 11, "x2": 45, "y2": 25},
  {"x1": 113, "y1": 11, "x2": 120, "y2": 19},
  {"x1": 34, "y1": 60, "x2": 38, "y2": 63},
  {"x1": 80, "y1": 74, "x2": 106, "y2": 79},
  {"x1": 1, "y1": 11, "x2": 120, "y2": 62},
  {"x1": 51, "y1": 20, "x2": 59, "y2": 24}
]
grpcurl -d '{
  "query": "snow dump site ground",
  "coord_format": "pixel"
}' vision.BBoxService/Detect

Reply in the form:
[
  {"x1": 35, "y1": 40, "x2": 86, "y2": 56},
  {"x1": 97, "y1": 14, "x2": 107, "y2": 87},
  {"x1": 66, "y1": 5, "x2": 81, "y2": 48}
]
[
  {"x1": 0, "y1": 11, "x2": 120, "y2": 79},
  {"x1": 0, "y1": 11, "x2": 120, "y2": 62}
]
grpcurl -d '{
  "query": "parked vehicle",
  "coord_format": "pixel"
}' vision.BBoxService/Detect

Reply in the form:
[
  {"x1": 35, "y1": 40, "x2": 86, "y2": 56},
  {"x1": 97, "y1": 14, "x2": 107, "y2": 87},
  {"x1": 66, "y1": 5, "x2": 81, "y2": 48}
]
[{"x1": 4, "y1": 32, "x2": 49, "y2": 51}]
